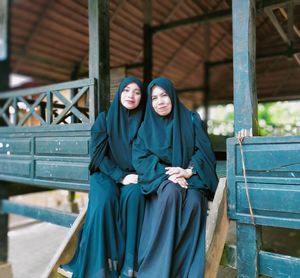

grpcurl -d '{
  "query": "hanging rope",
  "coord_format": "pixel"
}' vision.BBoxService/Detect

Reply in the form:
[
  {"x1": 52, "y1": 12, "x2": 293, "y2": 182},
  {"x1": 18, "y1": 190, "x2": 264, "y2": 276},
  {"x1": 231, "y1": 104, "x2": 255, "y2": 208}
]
[{"x1": 236, "y1": 132, "x2": 255, "y2": 225}]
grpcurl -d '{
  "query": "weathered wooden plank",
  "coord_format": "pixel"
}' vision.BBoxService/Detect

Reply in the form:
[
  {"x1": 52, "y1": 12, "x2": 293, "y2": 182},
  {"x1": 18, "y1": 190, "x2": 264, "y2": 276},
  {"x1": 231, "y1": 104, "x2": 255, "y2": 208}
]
[
  {"x1": 227, "y1": 135, "x2": 300, "y2": 228},
  {"x1": 221, "y1": 245, "x2": 300, "y2": 277},
  {"x1": 0, "y1": 200, "x2": 77, "y2": 227},
  {"x1": 42, "y1": 207, "x2": 87, "y2": 278},
  {"x1": 237, "y1": 182, "x2": 300, "y2": 214},
  {"x1": 204, "y1": 178, "x2": 229, "y2": 278},
  {"x1": 259, "y1": 250, "x2": 300, "y2": 277},
  {"x1": 0, "y1": 123, "x2": 91, "y2": 133},
  {"x1": 232, "y1": 0, "x2": 258, "y2": 135},
  {"x1": 0, "y1": 78, "x2": 94, "y2": 99},
  {"x1": 0, "y1": 159, "x2": 31, "y2": 177},
  {"x1": 35, "y1": 137, "x2": 89, "y2": 156},
  {"x1": 0, "y1": 175, "x2": 89, "y2": 192},
  {"x1": 35, "y1": 161, "x2": 89, "y2": 183},
  {"x1": 0, "y1": 138, "x2": 31, "y2": 154}
]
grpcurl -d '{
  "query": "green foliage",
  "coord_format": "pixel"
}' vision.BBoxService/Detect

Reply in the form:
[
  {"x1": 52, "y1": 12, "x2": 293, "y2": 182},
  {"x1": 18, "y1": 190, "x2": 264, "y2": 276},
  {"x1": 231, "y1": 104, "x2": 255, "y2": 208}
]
[{"x1": 206, "y1": 101, "x2": 300, "y2": 137}]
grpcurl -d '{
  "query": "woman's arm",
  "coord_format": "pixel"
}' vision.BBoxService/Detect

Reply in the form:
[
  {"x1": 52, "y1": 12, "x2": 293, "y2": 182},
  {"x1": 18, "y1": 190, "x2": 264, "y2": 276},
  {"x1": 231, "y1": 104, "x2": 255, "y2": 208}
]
[{"x1": 132, "y1": 133, "x2": 168, "y2": 194}]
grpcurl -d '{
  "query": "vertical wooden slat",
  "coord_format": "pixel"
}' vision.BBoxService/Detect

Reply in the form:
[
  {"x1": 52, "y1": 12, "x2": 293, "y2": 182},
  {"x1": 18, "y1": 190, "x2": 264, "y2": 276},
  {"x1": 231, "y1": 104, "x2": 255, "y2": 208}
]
[
  {"x1": 88, "y1": 0, "x2": 110, "y2": 119},
  {"x1": 232, "y1": 0, "x2": 258, "y2": 136},
  {"x1": 12, "y1": 96, "x2": 17, "y2": 125},
  {"x1": 47, "y1": 91, "x2": 53, "y2": 124},
  {"x1": 143, "y1": 0, "x2": 152, "y2": 86}
]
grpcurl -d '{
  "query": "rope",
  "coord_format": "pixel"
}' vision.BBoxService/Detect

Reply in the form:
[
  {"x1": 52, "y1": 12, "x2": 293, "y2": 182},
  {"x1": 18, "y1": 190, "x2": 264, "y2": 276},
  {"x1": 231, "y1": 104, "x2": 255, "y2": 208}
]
[{"x1": 236, "y1": 133, "x2": 255, "y2": 225}]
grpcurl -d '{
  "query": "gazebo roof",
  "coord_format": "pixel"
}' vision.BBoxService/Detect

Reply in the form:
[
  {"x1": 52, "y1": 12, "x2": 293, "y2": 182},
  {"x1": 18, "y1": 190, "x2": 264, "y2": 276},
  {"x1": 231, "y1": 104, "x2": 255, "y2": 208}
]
[{"x1": 10, "y1": 0, "x2": 300, "y2": 103}]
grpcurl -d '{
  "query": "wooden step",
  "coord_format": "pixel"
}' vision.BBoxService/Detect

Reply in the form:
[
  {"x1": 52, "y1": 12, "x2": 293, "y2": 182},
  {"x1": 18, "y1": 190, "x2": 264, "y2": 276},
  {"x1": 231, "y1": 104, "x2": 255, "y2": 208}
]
[
  {"x1": 42, "y1": 207, "x2": 87, "y2": 278},
  {"x1": 43, "y1": 178, "x2": 228, "y2": 278},
  {"x1": 205, "y1": 178, "x2": 229, "y2": 278}
]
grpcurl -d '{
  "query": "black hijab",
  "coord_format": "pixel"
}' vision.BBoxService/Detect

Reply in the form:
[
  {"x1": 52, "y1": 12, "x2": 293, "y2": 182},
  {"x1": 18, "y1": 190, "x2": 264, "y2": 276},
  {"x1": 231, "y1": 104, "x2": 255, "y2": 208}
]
[
  {"x1": 133, "y1": 77, "x2": 218, "y2": 196},
  {"x1": 89, "y1": 76, "x2": 145, "y2": 174}
]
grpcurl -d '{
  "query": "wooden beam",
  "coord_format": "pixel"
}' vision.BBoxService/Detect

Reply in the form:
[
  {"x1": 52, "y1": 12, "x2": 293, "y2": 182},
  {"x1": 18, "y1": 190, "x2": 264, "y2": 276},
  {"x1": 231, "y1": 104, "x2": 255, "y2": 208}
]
[
  {"x1": 261, "y1": 0, "x2": 300, "y2": 9},
  {"x1": 232, "y1": 0, "x2": 258, "y2": 136},
  {"x1": 88, "y1": 0, "x2": 110, "y2": 120},
  {"x1": 265, "y1": 8, "x2": 291, "y2": 45},
  {"x1": 152, "y1": 9, "x2": 232, "y2": 34}
]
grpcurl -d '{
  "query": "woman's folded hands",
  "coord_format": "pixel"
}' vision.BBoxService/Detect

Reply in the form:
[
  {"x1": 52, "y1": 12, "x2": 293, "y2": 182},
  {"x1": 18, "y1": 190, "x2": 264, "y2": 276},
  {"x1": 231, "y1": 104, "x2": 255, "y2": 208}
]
[{"x1": 165, "y1": 167, "x2": 193, "y2": 189}]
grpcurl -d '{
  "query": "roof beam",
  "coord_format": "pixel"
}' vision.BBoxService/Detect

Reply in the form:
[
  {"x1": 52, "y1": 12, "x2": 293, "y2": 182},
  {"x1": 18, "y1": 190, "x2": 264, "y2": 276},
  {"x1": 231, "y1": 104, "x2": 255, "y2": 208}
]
[
  {"x1": 265, "y1": 8, "x2": 290, "y2": 45},
  {"x1": 152, "y1": 9, "x2": 231, "y2": 34}
]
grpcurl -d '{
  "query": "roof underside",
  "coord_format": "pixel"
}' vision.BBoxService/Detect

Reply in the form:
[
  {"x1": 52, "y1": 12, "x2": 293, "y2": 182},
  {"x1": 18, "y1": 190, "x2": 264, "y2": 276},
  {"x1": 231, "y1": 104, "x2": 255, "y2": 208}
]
[{"x1": 10, "y1": 0, "x2": 300, "y2": 104}]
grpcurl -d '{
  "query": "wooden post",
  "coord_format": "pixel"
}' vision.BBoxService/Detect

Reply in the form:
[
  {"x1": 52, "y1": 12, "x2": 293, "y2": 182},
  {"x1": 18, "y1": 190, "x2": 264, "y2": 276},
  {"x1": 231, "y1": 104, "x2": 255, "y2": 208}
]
[
  {"x1": 88, "y1": 0, "x2": 110, "y2": 121},
  {"x1": 232, "y1": 0, "x2": 258, "y2": 136},
  {"x1": 0, "y1": 0, "x2": 10, "y2": 92},
  {"x1": 232, "y1": 1, "x2": 259, "y2": 277},
  {"x1": 203, "y1": 62, "x2": 210, "y2": 129},
  {"x1": 0, "y1": 2, "x2": 11, "y2": 275},
  {"x1": 143, "y1": 0, "x2": 152, "y2": 86},
  {"x1": 237, "y1": 223, "x2": 261, "y2": 277}
]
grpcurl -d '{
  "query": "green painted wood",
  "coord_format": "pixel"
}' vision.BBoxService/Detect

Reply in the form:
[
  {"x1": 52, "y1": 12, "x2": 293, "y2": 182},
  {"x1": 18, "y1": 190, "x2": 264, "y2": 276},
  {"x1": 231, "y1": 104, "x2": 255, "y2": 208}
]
[
  {"x1": 227, "y1": 136, "x2": 300, "y2": 229},
  {"x1": 237, "y1": 182, "x2": 300, "y2": 214},
  {"x1": 88, "y1": 0, "x2": 110, "y2": 117},
  {"x1": 0, "y1": 138, "x2": 31, "y2": 154},
  {"x1": 35, "y1": 161, "x2": 89, "y2": 183},
  {"x1": 221, "y1": 244, "x2": 300, "y2": 277},
  {"x1": 221, "y1": 244, "x2": 237, "y2": 269},
  {"x1": 0, "y1": 159, "x2": 31, "y2": 177},
  {"x1": 0, "y1": 200, "x2": 77, "y2": 228},
  {"x1": 232, "y1": 0, "x2": 258, "y2": 136},
  {"x1": 0, "y1": 188, "x2": 8, "y2": 262},
  {"x1": 259, "y1": 250, "x2": 300, "y2": 277},
  {"x1": 35, "y1": 137, "x2": 89, "y2": 156},
  {"x1": 237, "y1": 223, "x2": 261, "y2": 277}
]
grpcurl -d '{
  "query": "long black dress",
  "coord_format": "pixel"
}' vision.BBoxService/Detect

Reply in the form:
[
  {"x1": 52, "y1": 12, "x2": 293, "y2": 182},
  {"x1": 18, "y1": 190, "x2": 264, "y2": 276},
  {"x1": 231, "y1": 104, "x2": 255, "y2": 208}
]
[
  {"x1": 62, "y1": 77, "x2": 146, "y2": 278},
  {"x1": 132, "y1": 77, "x2": 218, "y2": 278}
]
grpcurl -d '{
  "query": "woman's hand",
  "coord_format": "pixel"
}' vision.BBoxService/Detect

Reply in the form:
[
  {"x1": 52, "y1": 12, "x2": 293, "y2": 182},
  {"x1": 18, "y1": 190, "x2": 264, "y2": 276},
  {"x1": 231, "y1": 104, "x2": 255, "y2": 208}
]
[
  {"x1": 121, "y1": 174, "x2": 138, "y2": 185},
  {"x1": 165, "y1": 167, "x2": 193, "y2": 179},
  {"x1": 168, "y1": 174, "x2": 188, "y2": 189}
]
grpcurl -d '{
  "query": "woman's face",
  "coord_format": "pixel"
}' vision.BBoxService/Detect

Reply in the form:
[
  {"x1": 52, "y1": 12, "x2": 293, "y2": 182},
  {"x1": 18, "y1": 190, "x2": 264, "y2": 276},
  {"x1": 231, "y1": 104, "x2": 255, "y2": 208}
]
[
  {"x1": 120, "y1": 82, "x2": 142, "y2": 110},
  {"x1": 151, "y1": 85, "x2": 172, "y2": 116}
]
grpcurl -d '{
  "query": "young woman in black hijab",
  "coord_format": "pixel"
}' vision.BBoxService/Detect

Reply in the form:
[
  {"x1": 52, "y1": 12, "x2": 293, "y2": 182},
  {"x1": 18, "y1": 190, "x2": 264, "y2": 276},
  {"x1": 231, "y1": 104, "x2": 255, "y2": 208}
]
[
  {"x1": 61, "y1": 77, "x2": 146, "y2": 278},
  {"x1": 133, "y1": 77, "x2": 218, "y2": 278}
]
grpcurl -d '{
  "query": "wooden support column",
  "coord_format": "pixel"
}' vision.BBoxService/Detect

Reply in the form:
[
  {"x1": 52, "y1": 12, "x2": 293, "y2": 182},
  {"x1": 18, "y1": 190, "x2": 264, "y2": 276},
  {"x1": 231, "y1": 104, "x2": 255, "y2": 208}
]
[
  {"x1": 237, "y1": 223, "x2": 261, "y2": 277},
  {"x1": 203, "y1": 62, "x2": 210, "y2": 128},
  {"x1": 0, "y1": 190, "x2": 8, "y2": 263},
  {"x1": 0, "y1": 3, "x2": 11, "y2": 274},
  {"x1": 143, "y1": 0, "x2": 152, "y2": 86},
  {"x1": 232, "y1": 0, "x2": 258, "y2": 136},
  {"x1": 0, "y1": 0, "x2": 10, "y2": 92},
  {"x1": 88, "y1": 0, "x2": 110, "y2": 120}
]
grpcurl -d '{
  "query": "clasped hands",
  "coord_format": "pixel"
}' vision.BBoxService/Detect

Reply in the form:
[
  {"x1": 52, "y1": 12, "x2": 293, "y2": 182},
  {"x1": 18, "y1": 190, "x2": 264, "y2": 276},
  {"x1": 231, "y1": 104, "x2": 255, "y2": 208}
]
[{"x1": 165, "y1": 167, "x2": 193, "y2": 189}]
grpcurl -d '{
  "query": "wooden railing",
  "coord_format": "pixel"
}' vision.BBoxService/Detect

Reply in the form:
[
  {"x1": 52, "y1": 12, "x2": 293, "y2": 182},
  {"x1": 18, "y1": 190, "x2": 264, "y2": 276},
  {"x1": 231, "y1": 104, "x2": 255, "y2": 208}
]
[{"x1": 0, "y1": 78, "x2": 95, "y2": 129}]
